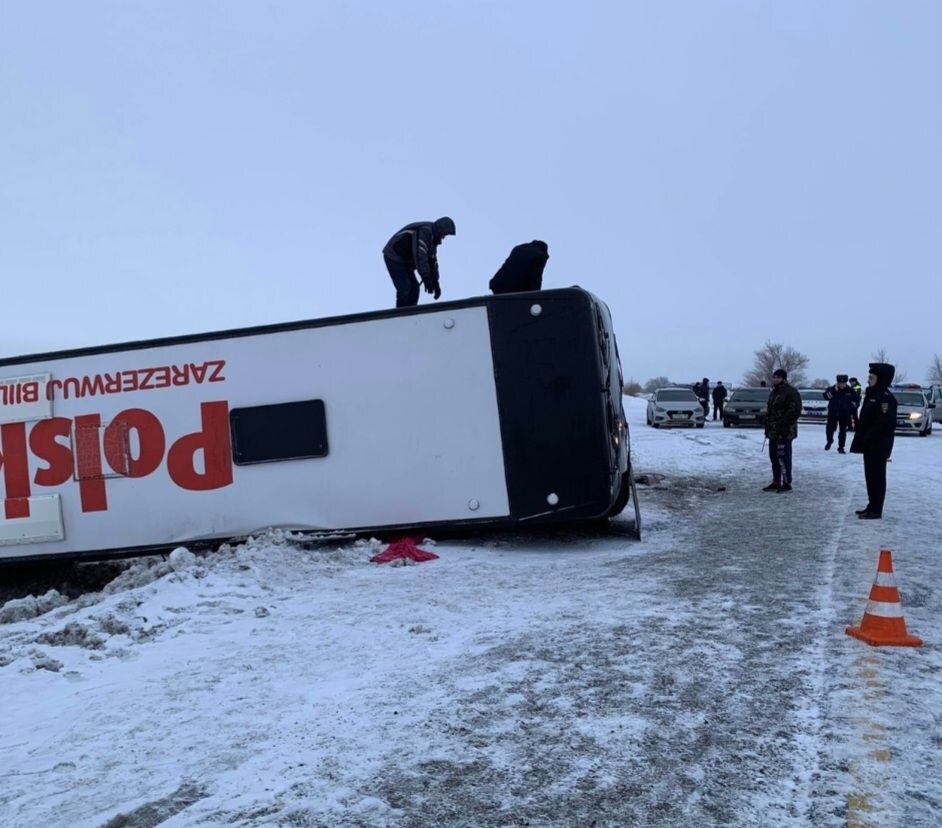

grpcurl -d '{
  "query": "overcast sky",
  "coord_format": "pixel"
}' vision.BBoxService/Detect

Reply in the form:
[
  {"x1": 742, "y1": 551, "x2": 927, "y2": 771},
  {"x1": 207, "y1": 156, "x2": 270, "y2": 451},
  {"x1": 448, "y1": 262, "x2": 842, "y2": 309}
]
[{"x1": 2, "y1": 1, "x2": 940, "y2": 384}]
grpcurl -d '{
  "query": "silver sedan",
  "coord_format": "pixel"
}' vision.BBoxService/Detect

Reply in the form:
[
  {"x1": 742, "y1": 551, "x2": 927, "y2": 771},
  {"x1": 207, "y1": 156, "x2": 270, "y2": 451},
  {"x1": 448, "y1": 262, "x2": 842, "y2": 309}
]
[{"x1": 646, "y1": 387, "x2": 706, "y2": 429}]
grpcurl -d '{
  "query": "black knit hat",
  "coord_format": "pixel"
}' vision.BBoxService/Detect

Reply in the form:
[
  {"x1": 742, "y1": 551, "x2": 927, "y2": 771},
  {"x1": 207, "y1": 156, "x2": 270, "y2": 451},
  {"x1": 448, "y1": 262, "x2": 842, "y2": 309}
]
[
  {"x1": 773, "y1": 369, "x2": 787, "y2": 380},
  {"x1": 434, "y1": 216, "x2": 456, "y2": 237},
  {"x1": 836, "y1": 374, "x2": 848, "y2": 383}
]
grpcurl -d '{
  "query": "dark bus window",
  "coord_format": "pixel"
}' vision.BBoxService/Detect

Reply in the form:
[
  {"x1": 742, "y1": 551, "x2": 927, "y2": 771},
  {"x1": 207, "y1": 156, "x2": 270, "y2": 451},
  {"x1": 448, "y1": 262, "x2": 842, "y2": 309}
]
[{"x1": 230, "y1": 399, "x2": 328, "y2": 465}]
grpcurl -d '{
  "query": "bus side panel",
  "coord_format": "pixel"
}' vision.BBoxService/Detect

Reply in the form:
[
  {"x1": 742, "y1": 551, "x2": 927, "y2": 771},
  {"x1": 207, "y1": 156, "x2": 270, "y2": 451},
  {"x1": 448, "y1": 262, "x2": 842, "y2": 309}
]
[
  {"x1": 0, "y1": 307, "x2": 510, "y2": 561},
  {"x1": 488, "y1": 294, "x2": 613, "y2": 522}
]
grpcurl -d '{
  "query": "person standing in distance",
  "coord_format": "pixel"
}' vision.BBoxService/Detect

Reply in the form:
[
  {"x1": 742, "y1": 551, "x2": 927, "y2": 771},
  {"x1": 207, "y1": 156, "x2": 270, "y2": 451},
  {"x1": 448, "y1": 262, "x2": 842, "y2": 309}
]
[
  {"x1": 489, "y1": 240, "x2": 549, "y2": 294},
  {"x1": 763, "y1": 368, "x2": 802, "y2": 492},
  {"x1": 712, "y1": 381, "x2": 728, "y2": 421},
  {"x1": 850, "y1": 363, "x2": 897, "y2": 519},
  {"x1": 697, "y1": 378, "x2": 710, "y2": 420},
  {"x1": 823, "y1": 374, "x2": 859, "y2": 453},
  {"x1": 382, "y1": 217, "x2": 456, "y2": 308},
  {"x1": 848, "y1": 376, "x2": 862, "y2": 430}
]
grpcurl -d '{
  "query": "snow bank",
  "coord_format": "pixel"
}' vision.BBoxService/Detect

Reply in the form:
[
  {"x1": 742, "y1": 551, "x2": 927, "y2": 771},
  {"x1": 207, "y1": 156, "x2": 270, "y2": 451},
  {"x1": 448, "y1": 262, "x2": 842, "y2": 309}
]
[{"x1": 0, "y1": 589, "x2": 67, "y2": 624}]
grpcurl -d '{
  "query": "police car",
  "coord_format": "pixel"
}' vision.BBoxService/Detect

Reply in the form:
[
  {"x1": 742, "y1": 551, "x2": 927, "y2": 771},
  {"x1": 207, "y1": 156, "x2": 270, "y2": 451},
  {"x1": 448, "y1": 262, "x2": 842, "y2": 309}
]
[
  {"x1": 892, "y1": 385, "x2": 935, "y2": 436},
  {"x1": 798, "y1": 387, "x2": 829, "y2": 423}
]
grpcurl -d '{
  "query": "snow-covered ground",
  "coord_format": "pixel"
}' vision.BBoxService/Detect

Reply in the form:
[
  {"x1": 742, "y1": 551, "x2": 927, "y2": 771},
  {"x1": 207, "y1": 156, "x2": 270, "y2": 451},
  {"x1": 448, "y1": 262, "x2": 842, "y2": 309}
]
[{"x1": 2, "y1": 396, "x2": 940, "y2": 827}]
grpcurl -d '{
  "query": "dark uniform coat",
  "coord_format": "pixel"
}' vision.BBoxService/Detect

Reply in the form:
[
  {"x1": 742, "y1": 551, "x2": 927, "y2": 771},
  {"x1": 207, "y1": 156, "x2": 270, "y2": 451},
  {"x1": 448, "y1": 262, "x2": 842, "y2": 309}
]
[
  {"x1": 824, "y1": 384, "x2": 859, "y2": 417},
  {"x1": 850, "y1": 364, "x2": 897, "y2": 460}
]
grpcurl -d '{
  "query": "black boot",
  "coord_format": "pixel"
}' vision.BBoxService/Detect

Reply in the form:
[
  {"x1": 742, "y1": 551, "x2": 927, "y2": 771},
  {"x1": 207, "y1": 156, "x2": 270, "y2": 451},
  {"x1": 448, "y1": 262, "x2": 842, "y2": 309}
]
[
  {"x1": 825, "y1": 441, "x2": 832, "y2": 451},
  {"x1": 858, "y1": 511, "x2": 882, "y2": 520},
  {"x1": 837, "y1": 447, "x2": 846, "y2": 454},
  {"x1": 855, "y1": 506, "x2": 871, "y2": 515},
  {"x1": 777, "y1": 483, "x2": 793, "y2": 492},
  {"x1": 762, "y1": 482, "x2": 781, "y2": 492}
]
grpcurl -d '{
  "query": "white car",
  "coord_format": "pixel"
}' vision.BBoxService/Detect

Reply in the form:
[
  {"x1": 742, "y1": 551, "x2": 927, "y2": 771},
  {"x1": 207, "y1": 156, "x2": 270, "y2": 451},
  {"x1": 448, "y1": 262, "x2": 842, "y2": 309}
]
[
  {"x1": 798, "y1": 388, "x2": 828, "y2": 423},
  {"x1": 646, "y1": 387, "x2": 705, "y2": 429},
  {"x1": 893, "y1": 386, "x2": 934, "y2": 436}
]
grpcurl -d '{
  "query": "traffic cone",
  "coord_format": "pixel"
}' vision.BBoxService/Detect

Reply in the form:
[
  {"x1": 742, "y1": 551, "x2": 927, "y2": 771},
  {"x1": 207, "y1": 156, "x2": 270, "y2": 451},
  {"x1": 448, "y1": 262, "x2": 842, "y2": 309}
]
[{"x1": 846, "y1": 549, "x2": 922, "y2": 647}]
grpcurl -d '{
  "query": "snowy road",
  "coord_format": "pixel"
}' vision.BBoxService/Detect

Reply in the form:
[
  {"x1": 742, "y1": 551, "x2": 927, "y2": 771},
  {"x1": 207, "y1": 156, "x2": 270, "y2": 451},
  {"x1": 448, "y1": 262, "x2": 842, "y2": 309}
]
[{"x1": 1, "y1": 397, "x2": 940, "y2": 826}]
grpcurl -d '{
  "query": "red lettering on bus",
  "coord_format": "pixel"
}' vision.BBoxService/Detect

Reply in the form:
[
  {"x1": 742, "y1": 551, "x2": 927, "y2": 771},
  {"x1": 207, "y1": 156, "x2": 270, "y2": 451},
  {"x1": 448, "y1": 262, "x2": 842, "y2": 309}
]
[
  {"x1": 167, "y1": 402, "x2": 233, "y2": 491},
  {"x1": 29, "y1": 418, "x2": 74, "y2": 487},
  {"x1": 208, "y1": 360, "x2": 226, "y2": 382},
  {"x1": 139, "y1": 368, "x2": 156, "y2": 390},
  {"x1": 73, "y1": 414, "x2": 108, "y2": 512},
  {"x1": 62, "y1": 378, "x2": 81, "y2": 399},
  {"x1": 1, "y1": 423, "x2": 32, "y2": 518},
  {"x1": 171, "y1": 364, "x2": 190, "y2": 386},
  {"x1": 104, "y1": 373, "x2": 121, "y2": 394},
  {"x1": 105, "y1": 409, "x2": 165, "y2": 478},
  {"x1": 120, "y1": 371, "x2": 139, "y2": 393}
]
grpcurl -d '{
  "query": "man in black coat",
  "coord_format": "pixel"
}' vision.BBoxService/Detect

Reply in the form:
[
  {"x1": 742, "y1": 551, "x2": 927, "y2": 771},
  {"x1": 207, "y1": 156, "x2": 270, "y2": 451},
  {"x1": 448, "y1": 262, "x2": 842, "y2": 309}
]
[
  {"x1": 823, "y1": 374, "x2": 860, "y2": 453},
  {"x1": 850, "y1": 362, "x2": 897, "y2": 519},
  {"x1": 696, "y1": 378, "x2": 710, "y2": 419},
  {"x1": 711, "y1": 381, "x2": 728, "y2": 420},
  {"x1": 489, "y1": 240, "x2": 549, "y2": 295},
  {"x1": 764, "y1": 369, "x2": 802, "y2": 492},
  {"x1": 383, "y1": 217, "x2": 456, "y2": 308}
]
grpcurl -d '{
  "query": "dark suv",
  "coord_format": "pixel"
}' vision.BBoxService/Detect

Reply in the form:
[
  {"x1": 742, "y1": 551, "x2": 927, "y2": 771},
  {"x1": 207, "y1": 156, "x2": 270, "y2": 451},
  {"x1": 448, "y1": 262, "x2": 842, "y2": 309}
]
[{"x1": 723, "y1": 387, "x2": 769, "y2": 428}]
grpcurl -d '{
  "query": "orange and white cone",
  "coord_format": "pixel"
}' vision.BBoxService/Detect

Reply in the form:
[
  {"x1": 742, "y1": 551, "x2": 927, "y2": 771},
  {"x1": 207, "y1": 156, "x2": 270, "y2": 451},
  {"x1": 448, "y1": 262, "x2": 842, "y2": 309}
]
[{"x1": 846, "y1": 549, "x2": 922, "y2": 647}]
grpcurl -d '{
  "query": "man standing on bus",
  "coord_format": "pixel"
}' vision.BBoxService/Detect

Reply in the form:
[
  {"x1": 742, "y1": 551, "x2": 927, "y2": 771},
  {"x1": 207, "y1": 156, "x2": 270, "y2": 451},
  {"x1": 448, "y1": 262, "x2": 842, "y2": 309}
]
[
  {"x1": 489, "y1": 240, "x2": 549, "y2": 294},
  {"x1": 382, "y1": 217, "x2": 456, "y2": 308}
]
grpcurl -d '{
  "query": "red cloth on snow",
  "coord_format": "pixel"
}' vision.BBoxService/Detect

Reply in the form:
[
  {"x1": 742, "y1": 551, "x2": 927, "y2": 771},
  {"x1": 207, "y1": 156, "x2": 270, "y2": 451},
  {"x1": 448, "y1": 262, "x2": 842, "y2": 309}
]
[{"x1": 370, "y1": 537, "x2": 439, "y2": 564}]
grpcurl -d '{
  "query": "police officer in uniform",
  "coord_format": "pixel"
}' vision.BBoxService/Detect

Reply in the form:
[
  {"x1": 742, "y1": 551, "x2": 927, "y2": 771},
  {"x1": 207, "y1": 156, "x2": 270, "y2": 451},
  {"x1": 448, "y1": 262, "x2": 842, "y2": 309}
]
[
  {"x1": 850, "y1": 362, "x2": 897, "y2": 519},
  {"x1": 848, "y1": 376, "x2": 862, "y2": 430},
  {"x1": 823, "y1": 374, "x2": 859, "y2": 453}
]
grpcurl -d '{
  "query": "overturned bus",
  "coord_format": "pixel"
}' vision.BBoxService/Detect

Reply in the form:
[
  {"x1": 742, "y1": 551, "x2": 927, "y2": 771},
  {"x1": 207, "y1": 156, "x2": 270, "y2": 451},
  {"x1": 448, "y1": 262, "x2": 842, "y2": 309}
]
[{"x1": 0, "y1": 287, "x2": 639, "y2": 563}]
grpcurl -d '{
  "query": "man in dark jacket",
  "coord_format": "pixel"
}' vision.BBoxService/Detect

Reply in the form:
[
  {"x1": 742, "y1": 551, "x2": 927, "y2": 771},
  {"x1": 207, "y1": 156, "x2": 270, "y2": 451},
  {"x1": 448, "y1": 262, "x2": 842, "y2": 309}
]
[
  {"x1": 848, "y1": 376, "x2": 862, "y2": 430},
  {"x1": 489, "y1": 240, "x2": 549, "y2": 295},
  {"x1": 823, "y1": 374, "x2": 860, "y2": 453},
  {"x1": 697, "y1": 378, "x2": 710, "y2": 419},
  {"x1": 764, "y1": 368, "x2": 802, "y2": 492},
  {"x1": 850, "y1": 363, "x2": 897, "y2": 519},
  {"x1": 383, "y1": 217, "x2": 456, "y2": 308},
  {"x1": 711, "y1": 381, "x2": 728, "y2": 420}
]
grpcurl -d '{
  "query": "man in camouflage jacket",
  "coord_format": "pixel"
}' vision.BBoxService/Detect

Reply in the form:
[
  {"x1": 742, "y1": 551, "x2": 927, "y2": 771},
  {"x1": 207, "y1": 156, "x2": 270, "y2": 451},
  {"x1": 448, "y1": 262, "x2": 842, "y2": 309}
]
[{"x1": 763, "y1": 368, "x2": 802, "y2": 492}]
